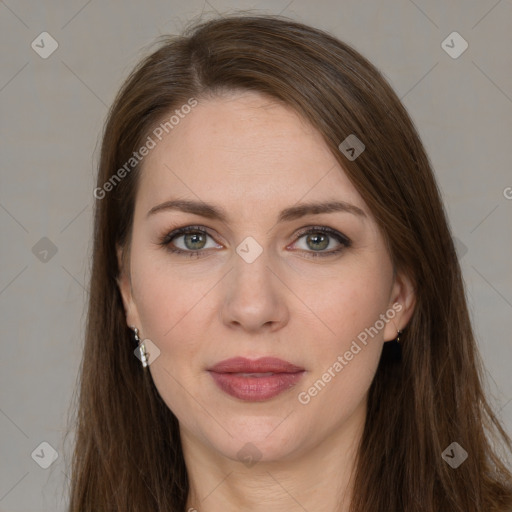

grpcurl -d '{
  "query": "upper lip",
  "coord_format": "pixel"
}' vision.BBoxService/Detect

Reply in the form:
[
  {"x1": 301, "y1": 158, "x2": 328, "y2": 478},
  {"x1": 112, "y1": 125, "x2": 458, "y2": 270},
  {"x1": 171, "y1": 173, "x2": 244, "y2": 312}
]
[{"x1": 208, "y1": 357, "x2": 304, "y2": 373}]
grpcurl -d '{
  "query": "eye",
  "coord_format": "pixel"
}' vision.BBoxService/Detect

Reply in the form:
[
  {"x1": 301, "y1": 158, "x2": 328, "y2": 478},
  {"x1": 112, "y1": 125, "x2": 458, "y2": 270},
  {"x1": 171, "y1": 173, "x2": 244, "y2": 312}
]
[
  {"x1": 159, "y1": 226, "x2": 222, "y2": 257},
  {"x1": 158, "y1": 224, "x2": 351, "y2": 259},
  {"x1": 290, "y1": 226, "x2": 351, "y2": 258}
]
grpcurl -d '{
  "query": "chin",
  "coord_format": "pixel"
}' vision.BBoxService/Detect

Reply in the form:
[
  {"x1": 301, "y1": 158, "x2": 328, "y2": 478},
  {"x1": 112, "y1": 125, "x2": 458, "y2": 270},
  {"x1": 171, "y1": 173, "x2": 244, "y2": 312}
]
[{"x1": 202, "y1": 417, "x2": 307, "y2": 465}]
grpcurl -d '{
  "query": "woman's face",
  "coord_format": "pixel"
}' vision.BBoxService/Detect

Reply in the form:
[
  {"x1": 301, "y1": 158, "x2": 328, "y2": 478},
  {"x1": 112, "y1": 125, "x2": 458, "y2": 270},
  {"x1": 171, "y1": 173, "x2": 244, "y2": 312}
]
[{"x1": 118, "y1": 90, "x2": 414, "y2": 464}]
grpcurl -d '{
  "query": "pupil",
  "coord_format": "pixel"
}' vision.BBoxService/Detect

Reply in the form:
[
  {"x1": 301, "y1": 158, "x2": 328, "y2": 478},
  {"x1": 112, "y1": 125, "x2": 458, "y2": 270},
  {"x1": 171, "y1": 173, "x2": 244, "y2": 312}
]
[
  {"x1": 307, "y1": 233, "x2": 328, "y2": 251},
  {"x1": 185, "y1": 232, "x2": 206, "y2": 250}
]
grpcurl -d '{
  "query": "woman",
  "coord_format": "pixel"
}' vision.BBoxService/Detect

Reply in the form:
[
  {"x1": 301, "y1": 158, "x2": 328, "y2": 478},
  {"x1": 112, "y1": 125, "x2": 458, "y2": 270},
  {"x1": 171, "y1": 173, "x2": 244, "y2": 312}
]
[{"x1": 67, "y1": 14, "x2": 512, "y2": 511}]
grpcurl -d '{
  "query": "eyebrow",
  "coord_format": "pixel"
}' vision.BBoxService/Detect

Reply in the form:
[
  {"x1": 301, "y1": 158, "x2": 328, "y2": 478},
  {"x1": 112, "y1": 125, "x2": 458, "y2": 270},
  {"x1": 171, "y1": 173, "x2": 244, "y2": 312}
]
[{"x1": 146, "y1": 199, "x2": 366, "y2": 222}]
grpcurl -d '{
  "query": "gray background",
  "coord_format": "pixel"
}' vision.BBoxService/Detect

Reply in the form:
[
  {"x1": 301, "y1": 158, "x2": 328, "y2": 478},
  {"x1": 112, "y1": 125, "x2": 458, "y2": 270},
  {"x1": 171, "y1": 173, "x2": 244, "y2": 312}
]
[{"x1": 1, "y1": 1, "x2": 511, "y2": 510}]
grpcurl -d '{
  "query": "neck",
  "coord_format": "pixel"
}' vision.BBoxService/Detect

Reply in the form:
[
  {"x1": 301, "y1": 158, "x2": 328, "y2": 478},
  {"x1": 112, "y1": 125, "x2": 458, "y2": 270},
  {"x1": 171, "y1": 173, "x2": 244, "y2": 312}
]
[{"x1": 182, "y1": 401, "x2": 365, "y2": 512}]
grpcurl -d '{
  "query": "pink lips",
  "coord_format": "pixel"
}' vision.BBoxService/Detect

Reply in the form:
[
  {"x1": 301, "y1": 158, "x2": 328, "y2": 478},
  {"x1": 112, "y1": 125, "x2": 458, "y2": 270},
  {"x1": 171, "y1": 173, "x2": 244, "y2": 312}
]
[{"x1": 208, "y1": 357, "x2": 305, "y2": 401}]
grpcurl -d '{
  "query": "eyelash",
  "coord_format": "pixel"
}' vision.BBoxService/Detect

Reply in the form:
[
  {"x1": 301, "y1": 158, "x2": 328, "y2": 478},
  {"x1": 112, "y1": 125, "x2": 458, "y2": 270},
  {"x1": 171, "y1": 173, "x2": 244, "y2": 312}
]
[{"x1": 158, "y1": 225, "x2": 352, "y2": 259}]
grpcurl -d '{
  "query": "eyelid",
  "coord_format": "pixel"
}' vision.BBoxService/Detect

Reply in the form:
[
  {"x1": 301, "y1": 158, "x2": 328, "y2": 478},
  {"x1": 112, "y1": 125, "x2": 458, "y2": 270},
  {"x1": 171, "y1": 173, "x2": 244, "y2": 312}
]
[
  {"x1": 159, "y1": 224, "x2": 351, "y2": 257},
  {"x1": 160, "y1": 225, "x2": 219, "y2": 244},
  {"x1": 292, "y1": 225, "x2": 352, "y2": 246}
]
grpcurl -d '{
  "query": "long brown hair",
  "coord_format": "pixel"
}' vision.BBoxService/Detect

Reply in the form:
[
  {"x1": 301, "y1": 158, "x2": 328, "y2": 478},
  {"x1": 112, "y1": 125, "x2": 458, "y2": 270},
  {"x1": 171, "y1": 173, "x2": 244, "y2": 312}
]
[{"x1": 67, "y1": 14, "x2": 512, "y2": 511}]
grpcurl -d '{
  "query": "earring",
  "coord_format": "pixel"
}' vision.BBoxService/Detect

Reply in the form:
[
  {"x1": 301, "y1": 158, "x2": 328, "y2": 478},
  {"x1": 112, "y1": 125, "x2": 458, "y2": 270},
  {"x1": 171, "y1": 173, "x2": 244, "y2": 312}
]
[
  {"x1": 131, "y1": 326, "x2": 148, "y2": 368},
  {"x1": 382, "y1": 327, "x2": 403, "y2": 362}
]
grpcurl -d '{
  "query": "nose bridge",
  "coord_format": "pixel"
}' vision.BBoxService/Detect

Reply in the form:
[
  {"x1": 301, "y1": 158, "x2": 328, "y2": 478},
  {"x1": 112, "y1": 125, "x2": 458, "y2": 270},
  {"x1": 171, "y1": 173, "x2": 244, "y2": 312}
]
[
  {"x1": 221, "y1": 238, "x2": 288, "y2": 331},
  {"x1": 233, "y1": 246, "x2": 272, "y2": 293}
]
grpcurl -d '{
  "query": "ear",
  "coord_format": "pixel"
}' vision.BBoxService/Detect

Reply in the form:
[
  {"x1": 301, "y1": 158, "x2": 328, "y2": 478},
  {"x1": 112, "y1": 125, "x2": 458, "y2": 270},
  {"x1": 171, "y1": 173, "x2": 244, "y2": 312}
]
[
  {"x1": 383, "y1": 270, "x2": 416, "y2": 342},
  {"x1": 116, "y1": 243, "x2": 141, "y2": 330}
]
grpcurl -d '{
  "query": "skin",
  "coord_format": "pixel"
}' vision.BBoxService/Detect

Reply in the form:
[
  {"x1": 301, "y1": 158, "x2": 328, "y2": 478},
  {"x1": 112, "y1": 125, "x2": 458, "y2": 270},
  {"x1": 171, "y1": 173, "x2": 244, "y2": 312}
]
[{"x1": 117, "y1": 90, "x2": 415, "y2": 512}]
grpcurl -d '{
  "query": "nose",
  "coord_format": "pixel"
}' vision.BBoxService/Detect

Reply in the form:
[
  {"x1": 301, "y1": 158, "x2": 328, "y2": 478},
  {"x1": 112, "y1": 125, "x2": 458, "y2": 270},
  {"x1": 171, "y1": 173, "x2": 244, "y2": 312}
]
[{"x1": 221, "y1": 247, "x2": 290, "y2": 334}]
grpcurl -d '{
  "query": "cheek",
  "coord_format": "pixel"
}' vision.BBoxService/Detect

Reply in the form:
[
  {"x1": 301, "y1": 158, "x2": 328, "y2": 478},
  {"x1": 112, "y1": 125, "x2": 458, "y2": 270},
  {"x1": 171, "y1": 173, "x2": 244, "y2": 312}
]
[
  {"x1": 292, "y1": 255, "x2": 393, "y2": 352},
  {"x1": 291, "y1": 255, "x2": 392, "y2": 409},
  {"x1": 293, "y1": 281, "x2": 387, "y2": 431},
  {"x1": 129, "y1": 249, "x2": 216, "y2": 386},
  {"x1": 131, "y1": 259, "x2": 209, "y2": 425},
  {"x1": 130, "y1": 245, "x2": 206, "y2": 341}
]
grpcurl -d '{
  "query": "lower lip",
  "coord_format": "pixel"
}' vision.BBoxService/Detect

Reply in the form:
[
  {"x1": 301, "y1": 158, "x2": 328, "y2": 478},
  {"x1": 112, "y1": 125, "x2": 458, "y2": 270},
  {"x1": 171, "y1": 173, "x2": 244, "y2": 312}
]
[{"x1": 209, "y1": 371, "x2": 305, "y2": 401}]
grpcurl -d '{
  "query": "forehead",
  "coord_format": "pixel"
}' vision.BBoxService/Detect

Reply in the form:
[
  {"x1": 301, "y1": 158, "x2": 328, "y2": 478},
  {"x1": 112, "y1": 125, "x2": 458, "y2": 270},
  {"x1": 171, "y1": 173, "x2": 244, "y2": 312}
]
[{"x1": 135, "y1": 91, "x2": 367, "y2": 218}]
